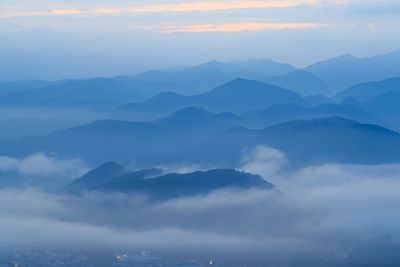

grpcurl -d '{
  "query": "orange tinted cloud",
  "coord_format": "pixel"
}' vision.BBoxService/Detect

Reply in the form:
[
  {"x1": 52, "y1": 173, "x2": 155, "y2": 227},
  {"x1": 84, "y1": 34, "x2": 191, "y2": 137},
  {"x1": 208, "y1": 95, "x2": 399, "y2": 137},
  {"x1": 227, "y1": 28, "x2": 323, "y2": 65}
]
[
  {"x1": 133, "y1": 22, "x2": 322, "y2": 33},
  {"x1": 96, "y1": 0, "x2": 318, "y2": 14},
  {"x1": 0, "y1": 1, "x2": 318, "y2": 17},
  {"x1": 49, "y1": 9, "x2": 83, "y2": 16}
]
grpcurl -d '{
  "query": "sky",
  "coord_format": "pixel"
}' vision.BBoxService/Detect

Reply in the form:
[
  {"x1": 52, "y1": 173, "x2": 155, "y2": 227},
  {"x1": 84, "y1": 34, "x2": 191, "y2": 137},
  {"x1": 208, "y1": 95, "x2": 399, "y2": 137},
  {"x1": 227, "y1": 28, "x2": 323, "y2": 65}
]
[{"x1": 0, "y1": 0, "x2": 400, "y2": 81}]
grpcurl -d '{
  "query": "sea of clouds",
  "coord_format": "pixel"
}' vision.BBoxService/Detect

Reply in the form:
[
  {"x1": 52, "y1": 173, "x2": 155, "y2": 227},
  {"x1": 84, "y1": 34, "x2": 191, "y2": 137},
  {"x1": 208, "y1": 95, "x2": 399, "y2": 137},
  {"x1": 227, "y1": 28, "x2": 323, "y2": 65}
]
[{"x1": 0, "y1": 146, "x2": 399, "y2": 265}]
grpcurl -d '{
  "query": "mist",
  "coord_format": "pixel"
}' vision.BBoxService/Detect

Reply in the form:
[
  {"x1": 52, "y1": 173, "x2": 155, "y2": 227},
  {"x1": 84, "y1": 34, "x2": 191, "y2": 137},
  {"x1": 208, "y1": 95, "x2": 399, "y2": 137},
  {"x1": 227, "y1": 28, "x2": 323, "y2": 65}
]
[
  {"x1": 0, "y1": 147, "x2": 399, "y2": 266},
  {"x1": 1, "y1": 1, "x2": 400, "y2": 266}
]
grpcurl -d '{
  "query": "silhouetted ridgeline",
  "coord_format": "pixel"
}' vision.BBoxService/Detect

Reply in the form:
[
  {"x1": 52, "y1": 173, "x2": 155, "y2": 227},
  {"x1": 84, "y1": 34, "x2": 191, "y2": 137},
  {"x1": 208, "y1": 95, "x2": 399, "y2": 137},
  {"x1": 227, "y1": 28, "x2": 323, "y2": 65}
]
[{"x1": 66, "y1": 167, "x2": 274, "y2": 200}]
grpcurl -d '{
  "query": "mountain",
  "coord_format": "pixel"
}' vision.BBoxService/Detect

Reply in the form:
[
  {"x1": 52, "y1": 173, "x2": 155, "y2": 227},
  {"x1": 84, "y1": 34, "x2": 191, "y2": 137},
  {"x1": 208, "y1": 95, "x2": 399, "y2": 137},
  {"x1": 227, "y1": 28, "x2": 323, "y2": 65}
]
[
  {"x1": 204, "y1": 78, "x2": 304, "y2": 111},
  {"x1": 66, "y1": 164, "x2": 163, "y2": 192},
  {"x1": 154, "y1": 107, "x2": 243, "y2": 129},
  {"x1": 66, "y1": 161, "x2": 126, "y2": 191},
  {"x1": 118, "y1": 92, "x2": 225, "y2": 115},
  {"x1": 108, "y1": 168, "x2": 163, "y2": 184},
  {"x1": 0, "y1": 78, "x2": 145, "y2": 107},
  {"x1": 122, "y1": 59, "x2": 297, "y2": 95},
  {"x1": 119, "y1": 78, "x2": 305, "y2": 115},
  {"x1": 180, "y1": 117, "x2": 400, "y2": 167},
  {"x1": 263, "y1": 70, "x2": 330, "y2": 96},
  {"x1": 307, "y1": 50, "x2": 400, "y2": 92},
  {"x1": 93, "y1": 169, "x2": 274, "y2": 199},
  {"x1": 3, "y1": 116, "x2": 400, "y2": 168},
  {"x1": 364, "y1": 91, "x2": 400, "y2": 117},
  {"x1": 310, "y1": 104, "x2": 385, "y2": 125},
  {"x1": 303, "y1": 94, "x2": 334, "y2": 106},
  {"x1": 257, "y1": 117, "x2": 400, "y2": 165},
  {"x1": 0, "y1": 112, "x2": 242, "y2": 165},
  {"x1": 0, "y1": 120, "x2": 177, "y2": 165},
  {"x1": 243, "y1": 103, "x2": 386, "y2": 127},
  {"x1": 357, "y1": 91, "x2": 400, "y2": 129},
  {"x1": 0, "y1": 116, "x2": 90, "y2": 142},
  {"x1": 336, "y1": 77, "x2": 400, "y2": 101},
  {"x1": 225, "y1": 59, "x2": 296, "y2": 77},
  {"x1": 0, "y1": 59, "x2": 296, "y2": 107},
  {"x1": 0, "y1": 80, "x2": 50, "y2": 96}
]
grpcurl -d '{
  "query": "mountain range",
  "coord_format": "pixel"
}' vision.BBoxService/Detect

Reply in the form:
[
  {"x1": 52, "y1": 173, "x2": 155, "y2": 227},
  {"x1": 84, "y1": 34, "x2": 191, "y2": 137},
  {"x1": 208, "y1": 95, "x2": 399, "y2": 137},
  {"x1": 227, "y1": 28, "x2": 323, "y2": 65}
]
[
  {"x1": 66, "y1": 165, "x2": 274, "y2": 200},
  {"x1": 243, "y1": 103, "x2": 386, "y2": 128},
  {"x1": 2, "y1": 115, "x2": 400, "y2": 168},
  {"x1": 0, "y1": 49, "x2": 399, "y2": 110},
  {"x1": 119, "y1": 78, "x2": 306, "y2": 116},
  {"x1": 306, "y1": 49, "x2": 400, "y2": 93},
  {"x1": 1, "y1": 50, "x2": 400, "y2": 187}
]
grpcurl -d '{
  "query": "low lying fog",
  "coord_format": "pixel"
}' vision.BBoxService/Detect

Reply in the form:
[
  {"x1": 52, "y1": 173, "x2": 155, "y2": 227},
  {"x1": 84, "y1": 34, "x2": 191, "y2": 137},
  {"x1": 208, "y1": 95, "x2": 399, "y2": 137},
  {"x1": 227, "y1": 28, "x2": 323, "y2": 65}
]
[{"x1": 0, "y1": 146, "x2": 399, "y2": 265}]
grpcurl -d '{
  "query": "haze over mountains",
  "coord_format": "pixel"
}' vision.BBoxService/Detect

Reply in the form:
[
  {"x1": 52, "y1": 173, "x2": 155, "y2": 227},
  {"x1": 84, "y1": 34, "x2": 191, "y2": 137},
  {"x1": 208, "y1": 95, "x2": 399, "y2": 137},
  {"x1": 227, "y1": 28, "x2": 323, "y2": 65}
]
[
  {"x1": 3, "y1": 0, "x2": 400, "y2": 264},
  {"x1": 1, "y1": 48, "x2": 400, "y2": 267},
  {"x1": 0, "y1": 49, "x2": 399, "y2": 168},
  {"x1": 0, "y1": 49, "x2": 399, "y2": 110}
]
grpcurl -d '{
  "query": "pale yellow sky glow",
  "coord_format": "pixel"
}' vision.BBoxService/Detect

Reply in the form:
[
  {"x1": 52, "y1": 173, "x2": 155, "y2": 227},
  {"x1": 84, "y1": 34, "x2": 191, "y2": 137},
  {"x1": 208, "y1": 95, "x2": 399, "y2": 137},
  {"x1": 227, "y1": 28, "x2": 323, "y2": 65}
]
[
  {"x1": 0, "y1": 0, "x2": 318, "y2": 17},
  {"x1": 134, "y1": 22, "x2": 322, "y2": 33}
]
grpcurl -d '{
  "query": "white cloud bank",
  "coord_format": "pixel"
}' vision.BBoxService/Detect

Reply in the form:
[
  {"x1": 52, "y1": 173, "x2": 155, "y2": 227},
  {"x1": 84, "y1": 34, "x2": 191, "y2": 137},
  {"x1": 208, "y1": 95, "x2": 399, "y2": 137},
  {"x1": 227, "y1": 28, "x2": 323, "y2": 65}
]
[
  {"x1": 0, "y1": 146, "x2": 399, "y2": 265},
  {"x1": 0, "y1": 153, "x2": 89, "y2": 179}
]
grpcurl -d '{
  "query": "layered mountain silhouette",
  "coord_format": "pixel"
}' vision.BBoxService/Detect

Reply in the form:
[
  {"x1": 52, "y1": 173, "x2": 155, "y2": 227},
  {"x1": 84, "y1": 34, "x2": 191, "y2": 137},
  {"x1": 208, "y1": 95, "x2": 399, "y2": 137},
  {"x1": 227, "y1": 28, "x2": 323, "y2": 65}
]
[
  {"x1": 336, "y1": 77, "x2": 400, "y2": 101},
  {"x1": 332, "y1": 77, "x2": 400, "y2": 128},
  {"x1": 121, "y1": 59, "x2": 297, "y2": 95},
  {"x1": 120, "y1": 78, "x2": 305, "y2": 115},
  {"x1": 1, "y1": 49, "x2": 400, "y2": 110},
  {"x1": 0, "y1": 80, "x2": 50, "y2": 96},
  {"x1": 204, "y1": 78, "x2": 305, "y2": 110},
  {"x1": 180, "y1": 117, "x2": 400, "y2": 167},
  {"x1": 67, "y1": 167, "x2": 274, "y2": 200},
  {"x1": 118, "y1": 92, "x2": 225, "y2": 115},
  {"x1": 244, "y1": 103, "x2": 386, "y2": 127},
  {"x1": 0, "y1": 78, "x2": 145, "y2": 107},
  {"x1": 2, "y1": 50, "x2": 400, "y2": 178},
  {"x1": 154, "y1": 107, "x2": 243, "y2": 130},
  {"x1": 363, "y1": 91, "x2": 400, "y2": 118},
  {"x1": 65, "y1": 162, "x2": 163, "y2": 192},
  {"x1": 263, "y1": 70, "x2": 330, "y2": 96},
  {"x1": 66, "y1": 161, "x2": 127, "y2": 191},
  {"x1": 2, "y1": 116, "x2": 400, "y2": 168},
  {"x1": 307, "y1": 50, "x2": 400, "y2": 92}
]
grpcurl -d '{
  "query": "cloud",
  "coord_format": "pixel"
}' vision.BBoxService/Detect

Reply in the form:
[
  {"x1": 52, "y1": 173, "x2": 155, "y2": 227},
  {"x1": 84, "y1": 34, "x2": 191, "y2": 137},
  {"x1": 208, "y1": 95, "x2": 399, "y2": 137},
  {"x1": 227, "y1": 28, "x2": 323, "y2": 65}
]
[
  {"x1": 345, "y1": 0, "x2": 400, "y2": 15},
  {"x1": 240, "y1": 145, "x2": 287, "y2": 179},
  {"x1": 0, "y1": 153, "x2": 89, "y2": 180},
  {"x1": 90, "y1": 1, "x2": 318, "y2": 14},
  {"x1": 48, "y1": 9, "x2": 83, "y2": 16},
  {"x1": 1, "y1": 162, "x2": 400, "y2": 265},
  {"x1": 0, "y1": 146, "x2": 400, "y2": 264},
  {"x1": 0, "y1": 156, "x2": 19, "y2": 171},
  {"x1": 0, "y1": 1, "x2": 319, "y2": 18},
  {"x1": 140, "y1": 22, "x2": 322, "y2": 33}
]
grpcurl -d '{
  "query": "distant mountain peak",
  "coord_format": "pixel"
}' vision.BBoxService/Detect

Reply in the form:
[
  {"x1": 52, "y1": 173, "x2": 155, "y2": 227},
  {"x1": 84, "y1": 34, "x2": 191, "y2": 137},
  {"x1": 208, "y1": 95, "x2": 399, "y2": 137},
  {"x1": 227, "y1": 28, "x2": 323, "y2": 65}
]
[
  {"x1": 172, "y1": 106, "x2": 209, "y2": 115},
  {"x1": 197, "y1": 60, "x2": 223, "y2": 68},
  {"x1": 155, "y1": 106, "x2": 241, "y2": 129},
  {"x1": 314, "y1": 53, "x2": 359, "y2": 66},
  {"x1": 335, "y1": 76, "x2": 400, "y2": 101},
  {"x1": 166, "y1": 106, "x2": 239, "y2": 120},
  {"x1": 266, "y1": 117, "x2": 360, "y2": 131},
  {"x1": 204, "y1": 78, "x2": 303, "y2": 111},
  {"x1": 338, "y1": 53, "x2": 358, "y2": 59},
  {"x1": 374, "y1": 48, "x2": 400, "y2": 58},
  {"x1": 91, "y1": 168, "x2": 275, "y2": 199},
  {"x1": 65, "y1": 161, "x2": 126, "y2": 192},
  {"x1": 223, "y1": 78, "x2": 271, "y2": 87}
]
